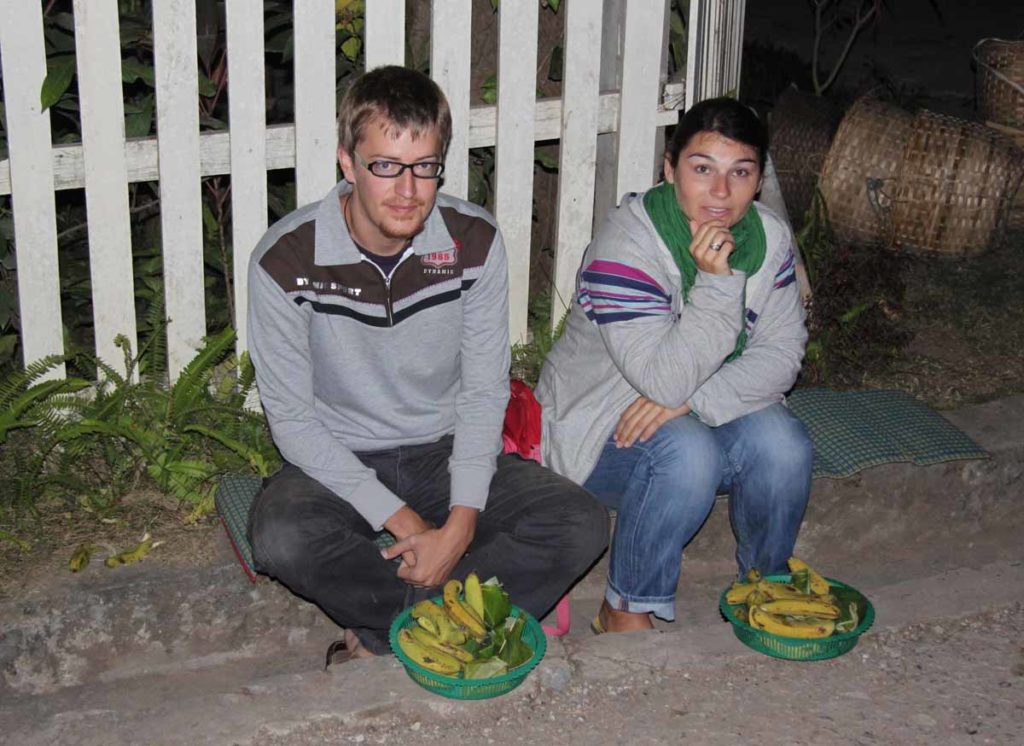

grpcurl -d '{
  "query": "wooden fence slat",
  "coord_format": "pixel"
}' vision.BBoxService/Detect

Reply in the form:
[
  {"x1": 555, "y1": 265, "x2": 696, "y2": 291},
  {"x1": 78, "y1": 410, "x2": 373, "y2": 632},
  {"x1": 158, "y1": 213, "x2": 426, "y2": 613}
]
[
  {"x1": 431, "y1": 0, "x2": 472, "y2": 200},
  {"x1": 293, "y1": 0, "x2": 337, "y2": 207},
  {"x1": 551, "y1": 0, "x2": 603, "y2": 323},
  {"x1": 225, "y1": 0, "x2": 267, "y2": 356},
  {"x1": 0, "y1": 0, "x2": 65, "y2": 376},
  {"x1": 616, "y1": 0, "x2": 667, "y2": 201},
  {"x1": 0, "y1": 95, "x2": 678, "y2": 195},
  {"x1": 152, "y1": 0, "x2": 206, "y2": 380},
  {"x1": 494, "y1": 2, "x2": 539, "y2": 345},
  {"x1": 685, "y1": 0, "x2": 745, "y2": 109},
  {"x1": 72, "y1": 0, "x2": 138, "y2": 377},
  {"x1": 365, "y1": 0, "x2": 406, "y2": 70}
]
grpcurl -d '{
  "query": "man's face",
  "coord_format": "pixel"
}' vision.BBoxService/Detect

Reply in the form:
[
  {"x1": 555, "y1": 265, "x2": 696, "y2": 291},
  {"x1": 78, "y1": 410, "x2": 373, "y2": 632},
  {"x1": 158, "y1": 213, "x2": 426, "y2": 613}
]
[
  {"x1": 337, "y1": 118, "x2": 443, "y2": 256},
  {"x1": 663, "y1": 131, "x2": 763, "y2": 229}
]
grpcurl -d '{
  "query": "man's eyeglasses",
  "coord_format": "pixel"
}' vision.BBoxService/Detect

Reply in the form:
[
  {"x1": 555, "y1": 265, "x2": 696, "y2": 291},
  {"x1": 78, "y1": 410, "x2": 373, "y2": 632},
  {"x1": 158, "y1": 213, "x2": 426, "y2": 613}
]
[{"x1": 355, "y1": 153, "x2": 445, "y2": 180}]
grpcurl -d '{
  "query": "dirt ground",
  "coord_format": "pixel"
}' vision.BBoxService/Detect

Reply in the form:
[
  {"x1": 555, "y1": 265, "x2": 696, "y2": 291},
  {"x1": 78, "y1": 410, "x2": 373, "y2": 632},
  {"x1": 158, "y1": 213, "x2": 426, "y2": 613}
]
[{"x1": 251, "y1": 604, "x2": 1024, "y2": 746}]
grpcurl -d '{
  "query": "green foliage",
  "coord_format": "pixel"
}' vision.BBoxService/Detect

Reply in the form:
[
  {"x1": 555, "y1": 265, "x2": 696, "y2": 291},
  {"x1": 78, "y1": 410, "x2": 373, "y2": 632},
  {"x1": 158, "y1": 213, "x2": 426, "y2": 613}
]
[
  {"x1": 510, "y1": 291, "x2": 568, "y2": 387},
  {"x1": 797, "y1": 191, "x2": 911, "y2": 387},
  {"x1": 0, "y1": 328, "x2": 279, "y2": 527}
]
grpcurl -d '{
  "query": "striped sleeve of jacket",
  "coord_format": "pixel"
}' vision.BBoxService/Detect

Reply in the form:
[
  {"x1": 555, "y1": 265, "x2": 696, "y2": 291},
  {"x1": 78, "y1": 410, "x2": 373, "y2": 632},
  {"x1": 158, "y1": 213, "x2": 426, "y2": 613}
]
[{"x1": 577, "y1": 259, "x2": 672, "y2": 325}]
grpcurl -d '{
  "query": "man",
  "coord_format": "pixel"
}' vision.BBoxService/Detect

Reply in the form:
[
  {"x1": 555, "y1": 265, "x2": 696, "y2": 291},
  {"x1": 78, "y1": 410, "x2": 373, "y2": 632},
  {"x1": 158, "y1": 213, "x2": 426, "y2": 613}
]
[{"x1": 246, "y1": 66, "x2": 608, "y2": 661}]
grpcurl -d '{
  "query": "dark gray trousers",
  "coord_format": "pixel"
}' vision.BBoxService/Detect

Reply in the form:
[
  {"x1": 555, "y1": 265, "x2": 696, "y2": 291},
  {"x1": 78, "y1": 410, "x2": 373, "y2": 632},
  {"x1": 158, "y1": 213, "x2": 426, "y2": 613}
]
[{"x1": 247, "y1": 435, "x2": 608, "y2": 654}]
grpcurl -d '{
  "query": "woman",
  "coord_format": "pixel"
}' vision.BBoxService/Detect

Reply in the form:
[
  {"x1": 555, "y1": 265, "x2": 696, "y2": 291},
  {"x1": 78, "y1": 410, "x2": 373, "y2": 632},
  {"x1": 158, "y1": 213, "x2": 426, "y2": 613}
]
[{"x1": 536, "y1": 97, "x2": 813, "y2": 634}]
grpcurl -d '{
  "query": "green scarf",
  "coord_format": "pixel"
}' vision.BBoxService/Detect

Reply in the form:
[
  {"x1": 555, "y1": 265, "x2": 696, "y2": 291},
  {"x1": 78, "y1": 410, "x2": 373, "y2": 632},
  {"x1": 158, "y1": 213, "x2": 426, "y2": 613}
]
[{"x1": 642, "y1": 181, "x2": 766, "y2": 360}]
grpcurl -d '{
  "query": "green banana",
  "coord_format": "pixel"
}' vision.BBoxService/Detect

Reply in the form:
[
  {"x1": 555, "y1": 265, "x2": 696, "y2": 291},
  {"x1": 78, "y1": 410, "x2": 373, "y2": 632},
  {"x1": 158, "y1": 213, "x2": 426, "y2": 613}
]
[
  {"x1": 396, "y1": 629, "x2": 463, "y2": 675},
  {"x1": 443, "y1": 580, "x2": 487, "y2": 639},
  {"x1": 787, "y1": 556, "x2": 831, "y2": 595},
  {"x1": 411, "y1": 600, "x2": 467, "y2": 645},
  {"x1": 758, "y1": 598, "x2": 840, "y2": 619},
  {"x1": 408, "y1": 625, "x2": 475, "y2": 663},
  {"x1": 464, "y1": 572, "x2": 485, "y2": 620},
  {"x1": 751, "y1": 607, "x2": 835, "y2": 639}
]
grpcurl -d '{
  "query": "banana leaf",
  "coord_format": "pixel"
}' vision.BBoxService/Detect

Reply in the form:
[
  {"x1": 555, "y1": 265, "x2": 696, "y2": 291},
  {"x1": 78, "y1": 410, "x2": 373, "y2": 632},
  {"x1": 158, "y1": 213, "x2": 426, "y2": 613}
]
[
  {"x1": 497, "y1": 615, "x2": 533, "y2": 669},
  {"x1": 464, "y1": 657, "x2": 508, "y2": 680},
  {"x1": 481, "y1": 580, "x2": 512, "y2": 628}
]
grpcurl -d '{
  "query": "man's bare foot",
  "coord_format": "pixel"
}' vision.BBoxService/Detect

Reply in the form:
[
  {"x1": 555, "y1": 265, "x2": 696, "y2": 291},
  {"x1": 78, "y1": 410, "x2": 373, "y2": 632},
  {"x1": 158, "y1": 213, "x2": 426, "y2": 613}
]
[
  {"x1": 595, "y1": 599, "x2": 655, "y2": 633},
  {"x1": 343, "y1": 628, "x2": 375, "y2": 658},
  {"x1": 324, "y1": 629, "x2": 376, "y2": 669}
]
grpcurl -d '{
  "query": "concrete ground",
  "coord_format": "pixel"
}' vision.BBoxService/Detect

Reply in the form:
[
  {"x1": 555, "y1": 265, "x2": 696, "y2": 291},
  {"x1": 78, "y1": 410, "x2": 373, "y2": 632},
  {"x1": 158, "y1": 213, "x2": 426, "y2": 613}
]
[{"x1": 2, "y1": 395, "x2": 1023, "y2": 745}]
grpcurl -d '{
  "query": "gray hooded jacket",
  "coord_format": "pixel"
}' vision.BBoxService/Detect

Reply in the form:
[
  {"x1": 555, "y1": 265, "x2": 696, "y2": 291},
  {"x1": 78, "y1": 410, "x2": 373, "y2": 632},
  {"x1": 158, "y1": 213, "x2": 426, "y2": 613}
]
[{"x1": 536, "y1": 194, "x2": 807, "y2": 485}]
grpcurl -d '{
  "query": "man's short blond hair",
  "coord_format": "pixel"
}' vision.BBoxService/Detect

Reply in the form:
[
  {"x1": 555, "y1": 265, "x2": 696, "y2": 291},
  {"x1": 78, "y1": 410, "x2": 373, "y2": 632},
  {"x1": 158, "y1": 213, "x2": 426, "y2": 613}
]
[{"x1": 337, "y1": 66, "x2": 452, "y2": 158}]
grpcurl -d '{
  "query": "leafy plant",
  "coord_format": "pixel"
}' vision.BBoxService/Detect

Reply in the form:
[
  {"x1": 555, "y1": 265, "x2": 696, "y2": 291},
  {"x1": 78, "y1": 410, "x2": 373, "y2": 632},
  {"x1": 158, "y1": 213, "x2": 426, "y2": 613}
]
[
  {"x1": 797, "y1": 191, "x2": 911, "y2": 386},
  {"x1": 510, "y1": 291, "x2": 568, "y2": 387}
]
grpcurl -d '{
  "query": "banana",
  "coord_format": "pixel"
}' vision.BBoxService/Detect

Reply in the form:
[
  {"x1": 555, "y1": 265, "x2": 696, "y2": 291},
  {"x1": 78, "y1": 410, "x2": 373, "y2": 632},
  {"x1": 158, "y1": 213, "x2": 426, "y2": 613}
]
[
  {"x1": 758, "y1": 598, "x2": 841, "y2": 619},
  {"x1": 396, "y1": 629, "x2": 463, "y2": 675},
  {"x1": 754, "y1": 580, "x2": 818, "y2": 601},
  {"x1": 751, "y1": 608, "x2": 835, "y2": 639},
  {"x1": 745, "y1": 568, "x2": 763, "y2": 583},
  {"x1": 725, "y1": 581, "x2": 757, "y2": 605},
  {"x1": 787, "y1": 556, "x2": 831, "y2": 595},
  {"x1": 410, "y1": 600, "x2": 467, "y2": 645},
  {"x1": 408, "y1": 625, "x2": 475, "y2": 663},
  {"x1": 443, "y1": 580, "x2": 487, "y2": 639},
  {"x1": 464, "y1": 572, "x2": 485, "y2": 620}
]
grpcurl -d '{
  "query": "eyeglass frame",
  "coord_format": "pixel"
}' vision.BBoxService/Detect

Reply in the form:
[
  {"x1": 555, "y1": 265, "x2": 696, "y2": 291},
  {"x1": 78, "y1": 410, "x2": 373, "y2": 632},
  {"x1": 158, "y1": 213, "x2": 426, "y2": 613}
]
[{"x1": 354, "y1": 152, "x2": 446, "y2": 180}]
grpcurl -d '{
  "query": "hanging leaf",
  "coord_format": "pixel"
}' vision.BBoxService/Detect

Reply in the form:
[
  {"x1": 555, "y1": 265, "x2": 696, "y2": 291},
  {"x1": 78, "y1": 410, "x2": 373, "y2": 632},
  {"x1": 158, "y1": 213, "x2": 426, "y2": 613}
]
[
  {"x1": 534, "y1": 151, "x2": 559, "y2": 172},
  {"x1": 548, "y1": 44, "x2": 563, "y2": 82},
  {"x1": 121, "y1": 58, "x2": 155, "y2": 87},
  {"x1": 545, "y1": 0, "x2": 561, "y2": 12},
  {"x1": 341, "y1": 36, "x2": 362, "y2": 62},
  {"x1": 480, "y1": 75, "x2": 497, "y2": 105},
  {"x1": 40, "y1": 55, "x2": 77, "y2": 113},
  {"x1": 198, "y1": 72, "x2": 217, "y2": 98},
  {"x1": 124, "y1": 93, "x2": 155, "y2": 138}
]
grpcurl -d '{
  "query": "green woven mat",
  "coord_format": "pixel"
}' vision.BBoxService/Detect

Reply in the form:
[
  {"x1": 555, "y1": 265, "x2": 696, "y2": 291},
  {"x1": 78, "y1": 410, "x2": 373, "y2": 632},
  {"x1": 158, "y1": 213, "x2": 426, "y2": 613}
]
[
  {"x1": 214, "y1": 473, "x2": 396, "y2": 582},
  {"x1": 787, "y1": 388, "x2": 988, "y2": 480}
]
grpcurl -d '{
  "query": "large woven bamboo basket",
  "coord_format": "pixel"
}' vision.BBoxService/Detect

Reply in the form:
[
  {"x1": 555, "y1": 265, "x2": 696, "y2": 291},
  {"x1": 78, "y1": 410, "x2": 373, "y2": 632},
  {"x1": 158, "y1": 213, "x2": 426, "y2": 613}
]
[
  {"x1": 818, "y1": 97, "x2": 914, "y2": 246},
  {"x1": 892, "y1": 110, "x2": 1024, "y2": 255},
  {"x1": 974, "y1": 38, "x2": 1024, "y2": 130},
  {"x1": 768, "y1": 88, "x2": 839, "y2": 227}
]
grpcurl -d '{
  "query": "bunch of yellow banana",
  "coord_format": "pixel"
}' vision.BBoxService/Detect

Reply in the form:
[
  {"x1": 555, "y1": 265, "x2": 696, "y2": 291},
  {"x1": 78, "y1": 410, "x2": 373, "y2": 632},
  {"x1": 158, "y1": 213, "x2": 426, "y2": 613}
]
[
  {"x1": 725, "y1": 557, "x2": 841, "y2": 640},
  {"x1": 397, "y1": 573, "x2": 492, "y2": 676}
]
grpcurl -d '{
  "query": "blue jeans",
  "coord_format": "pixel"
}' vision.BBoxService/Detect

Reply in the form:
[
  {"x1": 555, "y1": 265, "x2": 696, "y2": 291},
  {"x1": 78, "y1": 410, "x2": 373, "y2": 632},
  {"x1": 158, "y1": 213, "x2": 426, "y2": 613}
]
[{"x1": 583, "y1": 402, "x2": 812, "y2": 621}]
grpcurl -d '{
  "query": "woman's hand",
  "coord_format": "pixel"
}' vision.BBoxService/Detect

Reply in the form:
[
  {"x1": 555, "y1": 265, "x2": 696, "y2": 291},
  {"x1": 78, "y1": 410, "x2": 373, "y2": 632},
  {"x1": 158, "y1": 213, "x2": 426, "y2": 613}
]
[
  {"x1": 615, "y1": 396, "x2": 692, "y2": 448},
  {"x1": 689, "y1": 219, "x2": 734, "y2": 275}
]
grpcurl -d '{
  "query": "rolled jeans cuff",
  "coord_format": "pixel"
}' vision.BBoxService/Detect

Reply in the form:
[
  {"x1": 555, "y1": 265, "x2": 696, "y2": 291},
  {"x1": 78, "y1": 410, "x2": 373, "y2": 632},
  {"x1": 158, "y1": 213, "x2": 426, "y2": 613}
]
[{"x1": 605, "y1": 582, "x2": 676, "y2": 623}]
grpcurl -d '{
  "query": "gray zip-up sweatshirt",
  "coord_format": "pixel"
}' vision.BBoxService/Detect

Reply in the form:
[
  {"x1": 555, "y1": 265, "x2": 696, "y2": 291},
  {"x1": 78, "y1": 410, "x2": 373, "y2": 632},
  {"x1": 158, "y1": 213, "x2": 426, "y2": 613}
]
[
  {"x1": 536, "y1": 194, "x2": 807, "y2": 485},
  {"x1": 248, "y1": 181, "x2": 511, "y2": 530}
]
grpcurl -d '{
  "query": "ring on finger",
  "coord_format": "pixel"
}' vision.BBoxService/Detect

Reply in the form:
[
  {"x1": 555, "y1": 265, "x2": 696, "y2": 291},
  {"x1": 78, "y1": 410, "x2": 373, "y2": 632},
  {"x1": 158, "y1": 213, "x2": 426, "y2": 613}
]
[{"x1": 710, "y1": 241, "x2": 723, "y2": 251}]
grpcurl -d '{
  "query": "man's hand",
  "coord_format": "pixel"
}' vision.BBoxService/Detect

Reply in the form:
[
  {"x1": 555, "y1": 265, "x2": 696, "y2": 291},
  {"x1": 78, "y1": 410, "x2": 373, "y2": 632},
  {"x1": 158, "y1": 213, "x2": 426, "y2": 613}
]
[
  {"x1": 615, "y1": 395, "x2": 692, "y2": 449},
  {"x1": 381, "y1": 506, "x2": 478, "y2": 588},
  {"x1": 382, "y1": 505, "x2": 433, "y2": 570}
]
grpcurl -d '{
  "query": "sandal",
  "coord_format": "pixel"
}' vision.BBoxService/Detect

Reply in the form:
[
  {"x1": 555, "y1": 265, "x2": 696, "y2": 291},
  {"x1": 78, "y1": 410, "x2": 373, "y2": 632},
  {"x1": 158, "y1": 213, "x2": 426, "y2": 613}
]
[
  {"x1": 324, "y1": 638, "x2": 357, "y2": 670},
  {"x1": 590, "y1": 615, "x2": 606, "y2": 635}
]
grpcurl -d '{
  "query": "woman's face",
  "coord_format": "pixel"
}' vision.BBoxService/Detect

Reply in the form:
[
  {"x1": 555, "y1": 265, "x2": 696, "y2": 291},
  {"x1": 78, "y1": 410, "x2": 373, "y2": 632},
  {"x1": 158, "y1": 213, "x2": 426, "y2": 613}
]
[{"x1": 664, "y1": 131, "x2": 763, "y2": 228}]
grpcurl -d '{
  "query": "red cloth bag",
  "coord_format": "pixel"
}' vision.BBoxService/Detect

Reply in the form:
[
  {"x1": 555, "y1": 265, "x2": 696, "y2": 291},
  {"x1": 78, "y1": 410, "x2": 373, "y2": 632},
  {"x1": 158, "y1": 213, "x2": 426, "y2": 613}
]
[{"x1": 501, "y1": 379, "x2": 543, "y2": 462}]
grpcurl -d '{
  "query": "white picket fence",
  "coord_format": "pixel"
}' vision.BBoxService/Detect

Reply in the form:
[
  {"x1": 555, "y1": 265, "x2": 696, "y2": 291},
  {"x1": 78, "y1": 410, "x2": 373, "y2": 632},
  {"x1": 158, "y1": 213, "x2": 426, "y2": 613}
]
[{"x1": 0, "y1": 0, "x2": 745, "y2": 381}]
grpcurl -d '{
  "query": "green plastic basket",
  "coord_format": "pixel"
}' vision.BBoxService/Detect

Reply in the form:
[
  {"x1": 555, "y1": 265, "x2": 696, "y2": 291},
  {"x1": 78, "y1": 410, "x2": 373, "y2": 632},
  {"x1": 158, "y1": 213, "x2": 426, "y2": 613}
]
[
  {"x1": 719, "y1": 574, "x2": 875, "y2": 661},
  {"x1": 389, "y1": 601, "x2": 547, "y2": 700}
]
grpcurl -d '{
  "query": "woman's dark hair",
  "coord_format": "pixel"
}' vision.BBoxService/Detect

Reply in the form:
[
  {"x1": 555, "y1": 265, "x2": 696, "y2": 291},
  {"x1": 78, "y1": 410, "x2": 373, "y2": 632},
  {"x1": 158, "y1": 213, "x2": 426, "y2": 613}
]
[{"x1": 666, "y1": 97, "x2": 768, "y2": 172}]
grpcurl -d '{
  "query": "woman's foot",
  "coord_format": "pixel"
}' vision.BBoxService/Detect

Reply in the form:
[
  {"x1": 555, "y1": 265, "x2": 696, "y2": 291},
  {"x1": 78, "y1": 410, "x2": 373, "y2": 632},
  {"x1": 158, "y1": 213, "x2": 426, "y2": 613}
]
[{"x1": 594, "y1": 599, "x2": 655, "y2": 633}]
